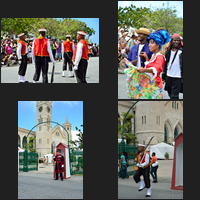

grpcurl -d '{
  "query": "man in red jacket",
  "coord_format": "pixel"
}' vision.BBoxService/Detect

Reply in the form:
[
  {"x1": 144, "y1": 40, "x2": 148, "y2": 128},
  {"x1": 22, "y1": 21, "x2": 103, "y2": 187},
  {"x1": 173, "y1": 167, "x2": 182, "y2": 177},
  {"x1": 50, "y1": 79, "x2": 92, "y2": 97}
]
[
  {"x1": 32, "y1": 28, "x2": 56, "y2": 83},
  {"x1": 17, "y1": 33, "x2": 28, "y2": 83},
  {"x1": 54, "y1": 149, "x2": 64, "y2": 181},
  {"x1": 62, "y1": 34, "x2": 74, "y2": 77},
  {"x1": 72, "y1": 31, "x2": 89, "y2": 83},
  {"x1": 134, "y1": 144, "x2": 151, "y2": 197}
]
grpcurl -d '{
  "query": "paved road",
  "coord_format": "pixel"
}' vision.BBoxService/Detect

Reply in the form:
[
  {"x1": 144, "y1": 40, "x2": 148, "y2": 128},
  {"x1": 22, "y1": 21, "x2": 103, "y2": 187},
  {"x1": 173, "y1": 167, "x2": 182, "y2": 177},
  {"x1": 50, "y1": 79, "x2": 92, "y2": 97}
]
[
  {"x1": 18, "y1": 172, "x2": 83, "y2": 199},
  {"x1": 118, "y1": 73, "x2": 183, "y2": 99},
  {"x1": 118, "y1": 160, "x2": 183, "y2": 199},
  {"x1": 1, "y1": 57, "x2": 99, "y2": 83}
]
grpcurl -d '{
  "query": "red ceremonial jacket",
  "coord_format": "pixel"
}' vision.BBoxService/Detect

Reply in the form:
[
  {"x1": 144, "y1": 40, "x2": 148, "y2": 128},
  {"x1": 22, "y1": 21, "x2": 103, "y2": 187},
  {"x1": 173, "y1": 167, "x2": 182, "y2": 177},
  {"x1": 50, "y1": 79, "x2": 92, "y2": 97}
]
[
  {"x1": 72, "y1": 39, "x2": 89, "y2": 61},
  {"x1": 34, "y1": 37, "x2": 49, "y2": 57},
  {"x1": 18, "y1": 40, "x2": 26, "y2": 55},
  {"x1": 54, "y1": 154, "x2": 64, "y2": 173},
  {"x1": 63, "y1": 40, "x2": 73, "y2": 52}
]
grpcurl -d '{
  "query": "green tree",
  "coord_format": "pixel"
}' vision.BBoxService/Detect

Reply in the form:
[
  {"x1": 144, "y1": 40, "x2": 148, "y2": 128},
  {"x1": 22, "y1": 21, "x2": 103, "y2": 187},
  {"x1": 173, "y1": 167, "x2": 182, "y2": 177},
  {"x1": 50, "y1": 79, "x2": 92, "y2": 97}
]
[
  {"x1": 69, "y1": 125, "x2": 83, "y2": 150},
  {"x1": 27, "y1": 137, "x2": 36, "y2": 152},
  {"x1": 118, "y1": 4, "x2": 183, "y2": 36},
  {"x1": 118, "y1": 112, "x2": 138, "y2": 145}
]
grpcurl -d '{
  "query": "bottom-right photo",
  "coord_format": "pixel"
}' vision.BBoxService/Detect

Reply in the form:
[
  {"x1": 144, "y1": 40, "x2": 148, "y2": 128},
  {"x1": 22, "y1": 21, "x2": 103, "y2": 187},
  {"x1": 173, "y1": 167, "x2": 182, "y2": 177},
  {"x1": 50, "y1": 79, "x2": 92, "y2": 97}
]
[{"x1": 118, "y1": 101, "x2": 183, "y2": 199}]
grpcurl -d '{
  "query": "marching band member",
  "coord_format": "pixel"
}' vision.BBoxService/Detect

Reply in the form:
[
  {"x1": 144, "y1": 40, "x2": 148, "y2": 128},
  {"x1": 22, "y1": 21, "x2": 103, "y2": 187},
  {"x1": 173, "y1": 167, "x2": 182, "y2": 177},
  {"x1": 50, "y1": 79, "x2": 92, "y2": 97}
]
[
  {"x1": 72, "y1": 31, "x2": 89, "y2": 83},
  {"x1": 32, "y1": 28, "x2": 56, "y2": 83},
  {"x1": 62, "y1": 34, "x2": 74, "y2": 78},
  {"x1": 17, "y1": 33, "x2": 28, "y2": 83},
  {"x1": 133, "y1": 144, "x2": 151, "y2": 197}
]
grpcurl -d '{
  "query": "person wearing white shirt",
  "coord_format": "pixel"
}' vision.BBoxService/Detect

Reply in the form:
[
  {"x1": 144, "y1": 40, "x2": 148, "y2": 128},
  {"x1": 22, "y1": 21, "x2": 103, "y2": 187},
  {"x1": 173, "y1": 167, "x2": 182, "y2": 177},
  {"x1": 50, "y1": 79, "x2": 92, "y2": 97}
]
[
  {"x1": 133, "y1": 144, "x2": 151, "y2": 197},
  {"x1": 72, "y1": 31, "x2": 89, "y2": 83},
  {"x1": 32, "y1": 28, "x2": 56, "y2": 83},
  {"x1": 162, "y1": 34, "x2": 183, "y2": 99},
  {"x1": 17, "y1": 33, "x2": 29, "y2": 83}
]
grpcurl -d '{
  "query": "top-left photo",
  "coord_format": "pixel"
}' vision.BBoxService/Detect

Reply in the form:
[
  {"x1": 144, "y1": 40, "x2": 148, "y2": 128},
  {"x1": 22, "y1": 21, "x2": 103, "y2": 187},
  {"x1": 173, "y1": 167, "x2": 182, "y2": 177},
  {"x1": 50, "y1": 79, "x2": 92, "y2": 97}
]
[{"x1": 1, "y1": 18, "x2": 99, "y2": 83}]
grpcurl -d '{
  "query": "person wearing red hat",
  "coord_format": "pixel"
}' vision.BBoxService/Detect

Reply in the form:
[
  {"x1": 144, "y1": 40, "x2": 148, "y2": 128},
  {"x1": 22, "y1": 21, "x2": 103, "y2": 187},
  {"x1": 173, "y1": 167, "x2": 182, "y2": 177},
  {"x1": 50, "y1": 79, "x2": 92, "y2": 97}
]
[
  {"x1": 133, "y1": 144, "x2": 151, "y2": 197},
  {"x1": 62, "y1": 34, "x2": 74, "y2": 78},
  {"x1": 162, "y1": 34, "x2": 183, "y2": 99},
  {"x1": 17, "y1": 33, "x2": 29, "y2": 83},
  {"x1": 72, "y1": 31, "x2": 89, "y2": 83},
  {"x1": 32, "y1": 28, "x2": 56, "y2": 83}
]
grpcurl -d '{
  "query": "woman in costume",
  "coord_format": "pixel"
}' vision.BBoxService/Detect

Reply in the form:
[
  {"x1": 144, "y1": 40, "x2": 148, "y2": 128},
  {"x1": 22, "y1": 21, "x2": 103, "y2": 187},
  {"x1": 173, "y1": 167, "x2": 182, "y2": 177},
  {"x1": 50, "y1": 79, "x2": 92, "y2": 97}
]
[{"x1": 136, "y1": 29, "x2": 171, "y2": 97}]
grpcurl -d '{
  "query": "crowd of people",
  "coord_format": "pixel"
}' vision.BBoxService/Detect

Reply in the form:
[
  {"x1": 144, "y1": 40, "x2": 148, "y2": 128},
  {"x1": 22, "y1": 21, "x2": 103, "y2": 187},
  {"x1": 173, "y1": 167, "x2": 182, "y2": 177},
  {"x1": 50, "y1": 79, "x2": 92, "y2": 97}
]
[
  {"x1": 1, "y1": 34, "x2": 99, "y2": 67},
  {"x1": 118, "y1": 26, "x2": 183, "y2": 99},
  {"x1": 1, "y1": 31, "x2": 99, "y2": 83}
]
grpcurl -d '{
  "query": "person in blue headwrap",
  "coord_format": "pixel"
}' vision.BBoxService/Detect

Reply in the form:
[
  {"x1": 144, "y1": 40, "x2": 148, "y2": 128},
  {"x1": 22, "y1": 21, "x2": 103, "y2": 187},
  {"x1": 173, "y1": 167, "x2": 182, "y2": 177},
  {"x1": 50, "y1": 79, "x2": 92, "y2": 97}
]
[{"x1": 136, "y1": 29, "x2": 171, "y2": 90}]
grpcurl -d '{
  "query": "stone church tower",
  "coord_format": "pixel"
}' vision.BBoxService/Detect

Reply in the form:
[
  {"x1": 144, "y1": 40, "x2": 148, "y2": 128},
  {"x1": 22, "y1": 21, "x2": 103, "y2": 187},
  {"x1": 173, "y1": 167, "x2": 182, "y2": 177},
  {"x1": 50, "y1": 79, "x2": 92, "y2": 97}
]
[{"x1": 36, "y1": 101, "x2": 52, "y2": 158}]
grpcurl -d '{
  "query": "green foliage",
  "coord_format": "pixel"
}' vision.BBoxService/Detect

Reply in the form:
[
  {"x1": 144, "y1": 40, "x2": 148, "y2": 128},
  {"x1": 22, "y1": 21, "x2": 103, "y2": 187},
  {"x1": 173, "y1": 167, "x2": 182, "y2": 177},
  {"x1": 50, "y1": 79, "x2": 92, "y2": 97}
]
[
  {"x1": 118, "y1": 4, "x2": 183, "y2": 36},
  {"x1": 118, "y1": 112, "x2": 138, "y2": 145},
  {"x1": 69, "y1": 125, "x2": 83, "y2": 150},
  {"x1": 27, "y1": 137, "x2": 36, "y2": 152},
  {"x1": 1, "y1": 18, "x2": 96, "y2": 41}
]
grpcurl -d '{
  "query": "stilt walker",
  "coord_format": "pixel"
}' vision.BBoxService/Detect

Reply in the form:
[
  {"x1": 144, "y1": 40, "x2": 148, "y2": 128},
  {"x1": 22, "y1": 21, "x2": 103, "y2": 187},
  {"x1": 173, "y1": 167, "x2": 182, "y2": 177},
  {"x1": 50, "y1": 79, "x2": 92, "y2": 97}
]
[
  {"x1": 62, "y1": 34, "x2": 74, "y2": 77},
  {"x1": 72, "y1": 31, "x2": 89, "y2": 83},
  {"x1": 133, "y1": 144, "x2": 151, "y2": 197},
  {"x1": 32, "y1": 28, "x2": 56, "y2": 83},
  {"x1": 17, "y1": 33, "x2": 28, "y2": 83}
]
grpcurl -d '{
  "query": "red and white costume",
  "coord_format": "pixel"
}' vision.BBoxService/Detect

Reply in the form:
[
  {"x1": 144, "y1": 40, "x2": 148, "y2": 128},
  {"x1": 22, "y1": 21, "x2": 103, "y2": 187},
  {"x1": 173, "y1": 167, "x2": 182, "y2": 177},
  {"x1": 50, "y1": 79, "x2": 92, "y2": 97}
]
[{"x1": 144, "y1": 52, "x2": 165, "y2": 89}]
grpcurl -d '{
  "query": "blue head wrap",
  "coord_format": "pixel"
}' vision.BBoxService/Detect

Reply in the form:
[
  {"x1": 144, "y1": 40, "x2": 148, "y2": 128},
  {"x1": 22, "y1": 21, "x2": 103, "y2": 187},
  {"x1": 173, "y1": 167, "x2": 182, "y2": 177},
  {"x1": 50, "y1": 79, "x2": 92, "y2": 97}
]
[{"x1": 148, "y1": 29, "x2": 171, "y2": 49}]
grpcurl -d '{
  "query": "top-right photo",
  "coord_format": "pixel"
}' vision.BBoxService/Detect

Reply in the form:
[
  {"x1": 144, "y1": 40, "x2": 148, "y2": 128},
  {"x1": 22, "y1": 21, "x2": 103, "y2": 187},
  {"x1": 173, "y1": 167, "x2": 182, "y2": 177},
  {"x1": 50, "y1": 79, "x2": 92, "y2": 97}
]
[{"x1": 118, "y1": 1, "x2": 183, "y2": 99}]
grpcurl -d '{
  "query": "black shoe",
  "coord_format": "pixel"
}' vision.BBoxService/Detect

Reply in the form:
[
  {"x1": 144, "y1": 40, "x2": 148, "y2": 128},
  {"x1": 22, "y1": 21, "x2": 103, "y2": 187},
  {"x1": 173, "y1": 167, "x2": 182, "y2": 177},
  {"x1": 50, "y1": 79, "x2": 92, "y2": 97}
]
[
  {"x1": 153, "y1": 180, "x2": 158, "y2": 183},
  {"x1": 54, "y1": 179, "x2": 58, "y2": 180},
  {"x1": 145, "y1": 195, "x2": 151, "y2": 197}
]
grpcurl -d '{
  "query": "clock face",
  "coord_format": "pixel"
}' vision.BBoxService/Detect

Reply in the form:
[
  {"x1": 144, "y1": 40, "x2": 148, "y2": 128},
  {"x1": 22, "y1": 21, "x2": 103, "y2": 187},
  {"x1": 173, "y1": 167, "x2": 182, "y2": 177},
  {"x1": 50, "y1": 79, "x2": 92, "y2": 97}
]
[
  {"x1": 38, "y1": 106, "x2": 43, "y2": 112},
  {"x1": 47, "y1": 106, "x2": 50, "y2": 113}
]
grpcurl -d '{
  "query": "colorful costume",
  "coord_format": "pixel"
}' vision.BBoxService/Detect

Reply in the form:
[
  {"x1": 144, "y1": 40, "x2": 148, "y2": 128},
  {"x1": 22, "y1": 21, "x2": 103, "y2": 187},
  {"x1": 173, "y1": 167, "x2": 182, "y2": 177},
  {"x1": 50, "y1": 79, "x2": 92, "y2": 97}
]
[
  {"x1": 124, "y1": 58, "x2": 163, "y2": 99},
  {"x1": 54, "y1": 153, "x2": 64, "y2": 180}
]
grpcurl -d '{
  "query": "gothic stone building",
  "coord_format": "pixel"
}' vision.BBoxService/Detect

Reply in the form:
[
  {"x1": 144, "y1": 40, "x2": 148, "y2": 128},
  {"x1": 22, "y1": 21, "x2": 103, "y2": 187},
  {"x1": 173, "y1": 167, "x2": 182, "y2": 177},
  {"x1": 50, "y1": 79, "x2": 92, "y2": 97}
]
[
  {"x1": 18, "y1": 101, "x2": 72, "y2": 158},
  {"x1": 118, "y1": 101, "x2": 183, "y2": 145}
]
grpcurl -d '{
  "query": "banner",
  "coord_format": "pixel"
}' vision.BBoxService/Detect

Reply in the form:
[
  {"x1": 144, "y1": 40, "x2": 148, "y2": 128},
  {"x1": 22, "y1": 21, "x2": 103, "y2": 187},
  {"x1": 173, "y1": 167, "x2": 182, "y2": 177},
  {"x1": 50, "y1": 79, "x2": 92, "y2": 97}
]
[{"x1": 124, "y1": 59, "x2": 162, "y2": 99}]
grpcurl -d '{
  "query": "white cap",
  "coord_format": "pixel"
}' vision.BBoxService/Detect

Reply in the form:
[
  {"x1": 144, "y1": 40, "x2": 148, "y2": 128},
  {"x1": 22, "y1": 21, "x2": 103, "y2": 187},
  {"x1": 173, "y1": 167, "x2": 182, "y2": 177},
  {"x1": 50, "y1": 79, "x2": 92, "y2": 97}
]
[
  {"x1": 138, "y1": 144, "x2": 146, "y2": 147},
  {"x1": 18, "y1": 33, "x2": 24, "y2": 37},
  {"x1": 66, "y1": 34, "x2": 71, "y2": 37},
  {"x1": 77, "y1": 31, "x2": 86, "y2": 36},
  {"x1": 39, "y1": 28, "x2": 47, "y2": 32}
]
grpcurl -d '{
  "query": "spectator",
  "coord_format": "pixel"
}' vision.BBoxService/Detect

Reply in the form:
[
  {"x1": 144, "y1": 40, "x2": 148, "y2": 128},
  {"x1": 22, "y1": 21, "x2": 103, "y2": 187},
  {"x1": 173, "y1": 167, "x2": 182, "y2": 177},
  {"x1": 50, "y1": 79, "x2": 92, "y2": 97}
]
[
  {"x1": 162, "y1": 34, "x2": 183, "y2": 99},
  {"x1": 55, "y1": 41, "x2": 62, "y2": 61}
]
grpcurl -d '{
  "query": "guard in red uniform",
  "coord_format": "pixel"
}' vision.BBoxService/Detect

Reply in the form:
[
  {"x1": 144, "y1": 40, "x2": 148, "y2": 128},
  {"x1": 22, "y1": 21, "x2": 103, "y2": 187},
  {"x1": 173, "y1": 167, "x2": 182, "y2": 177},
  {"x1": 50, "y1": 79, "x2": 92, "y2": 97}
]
[
  {"x1": 32, "y1": 28, "x2": 56, "y2": 83},
  {"x1": 17, "y1": 33, "x2": 28, "y2": 83},
  {"x1": 72, "y1": 31, "x2": 89, "y2": 83},
  {"x1": 54, "y1": 149, "x2": 64, "y2": 181},
  {"x1": 133, "y1": 144, "x2": 151, "y2": 197},
  {"x1": 62, "y1": 34, "x2": 74, "y2": 77}
]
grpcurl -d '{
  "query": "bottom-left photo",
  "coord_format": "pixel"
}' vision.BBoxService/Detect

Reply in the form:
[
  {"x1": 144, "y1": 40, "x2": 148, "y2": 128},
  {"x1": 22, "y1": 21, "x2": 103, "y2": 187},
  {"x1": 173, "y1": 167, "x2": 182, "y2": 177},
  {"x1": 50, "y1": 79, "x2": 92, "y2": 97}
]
[{"x1": 18, "y1": 101, "x2": 83, "y2": 199}]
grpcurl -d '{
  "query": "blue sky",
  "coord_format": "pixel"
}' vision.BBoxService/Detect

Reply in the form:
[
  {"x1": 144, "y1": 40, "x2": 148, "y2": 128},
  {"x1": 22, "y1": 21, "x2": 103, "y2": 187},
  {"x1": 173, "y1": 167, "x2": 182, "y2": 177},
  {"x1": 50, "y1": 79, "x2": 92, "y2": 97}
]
[
  {"x1": 71, "y1": 18, "x2": 99, "y2": 44},
  {"x1": 57, "y1": 18, "x2": 99, "y2": 44},
  {"x1": 118, "y1": 1, "x2": 183, "y2": 18},
  {"x1": 18, "y1": 101, "x2": 83, "y2": 133}
]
